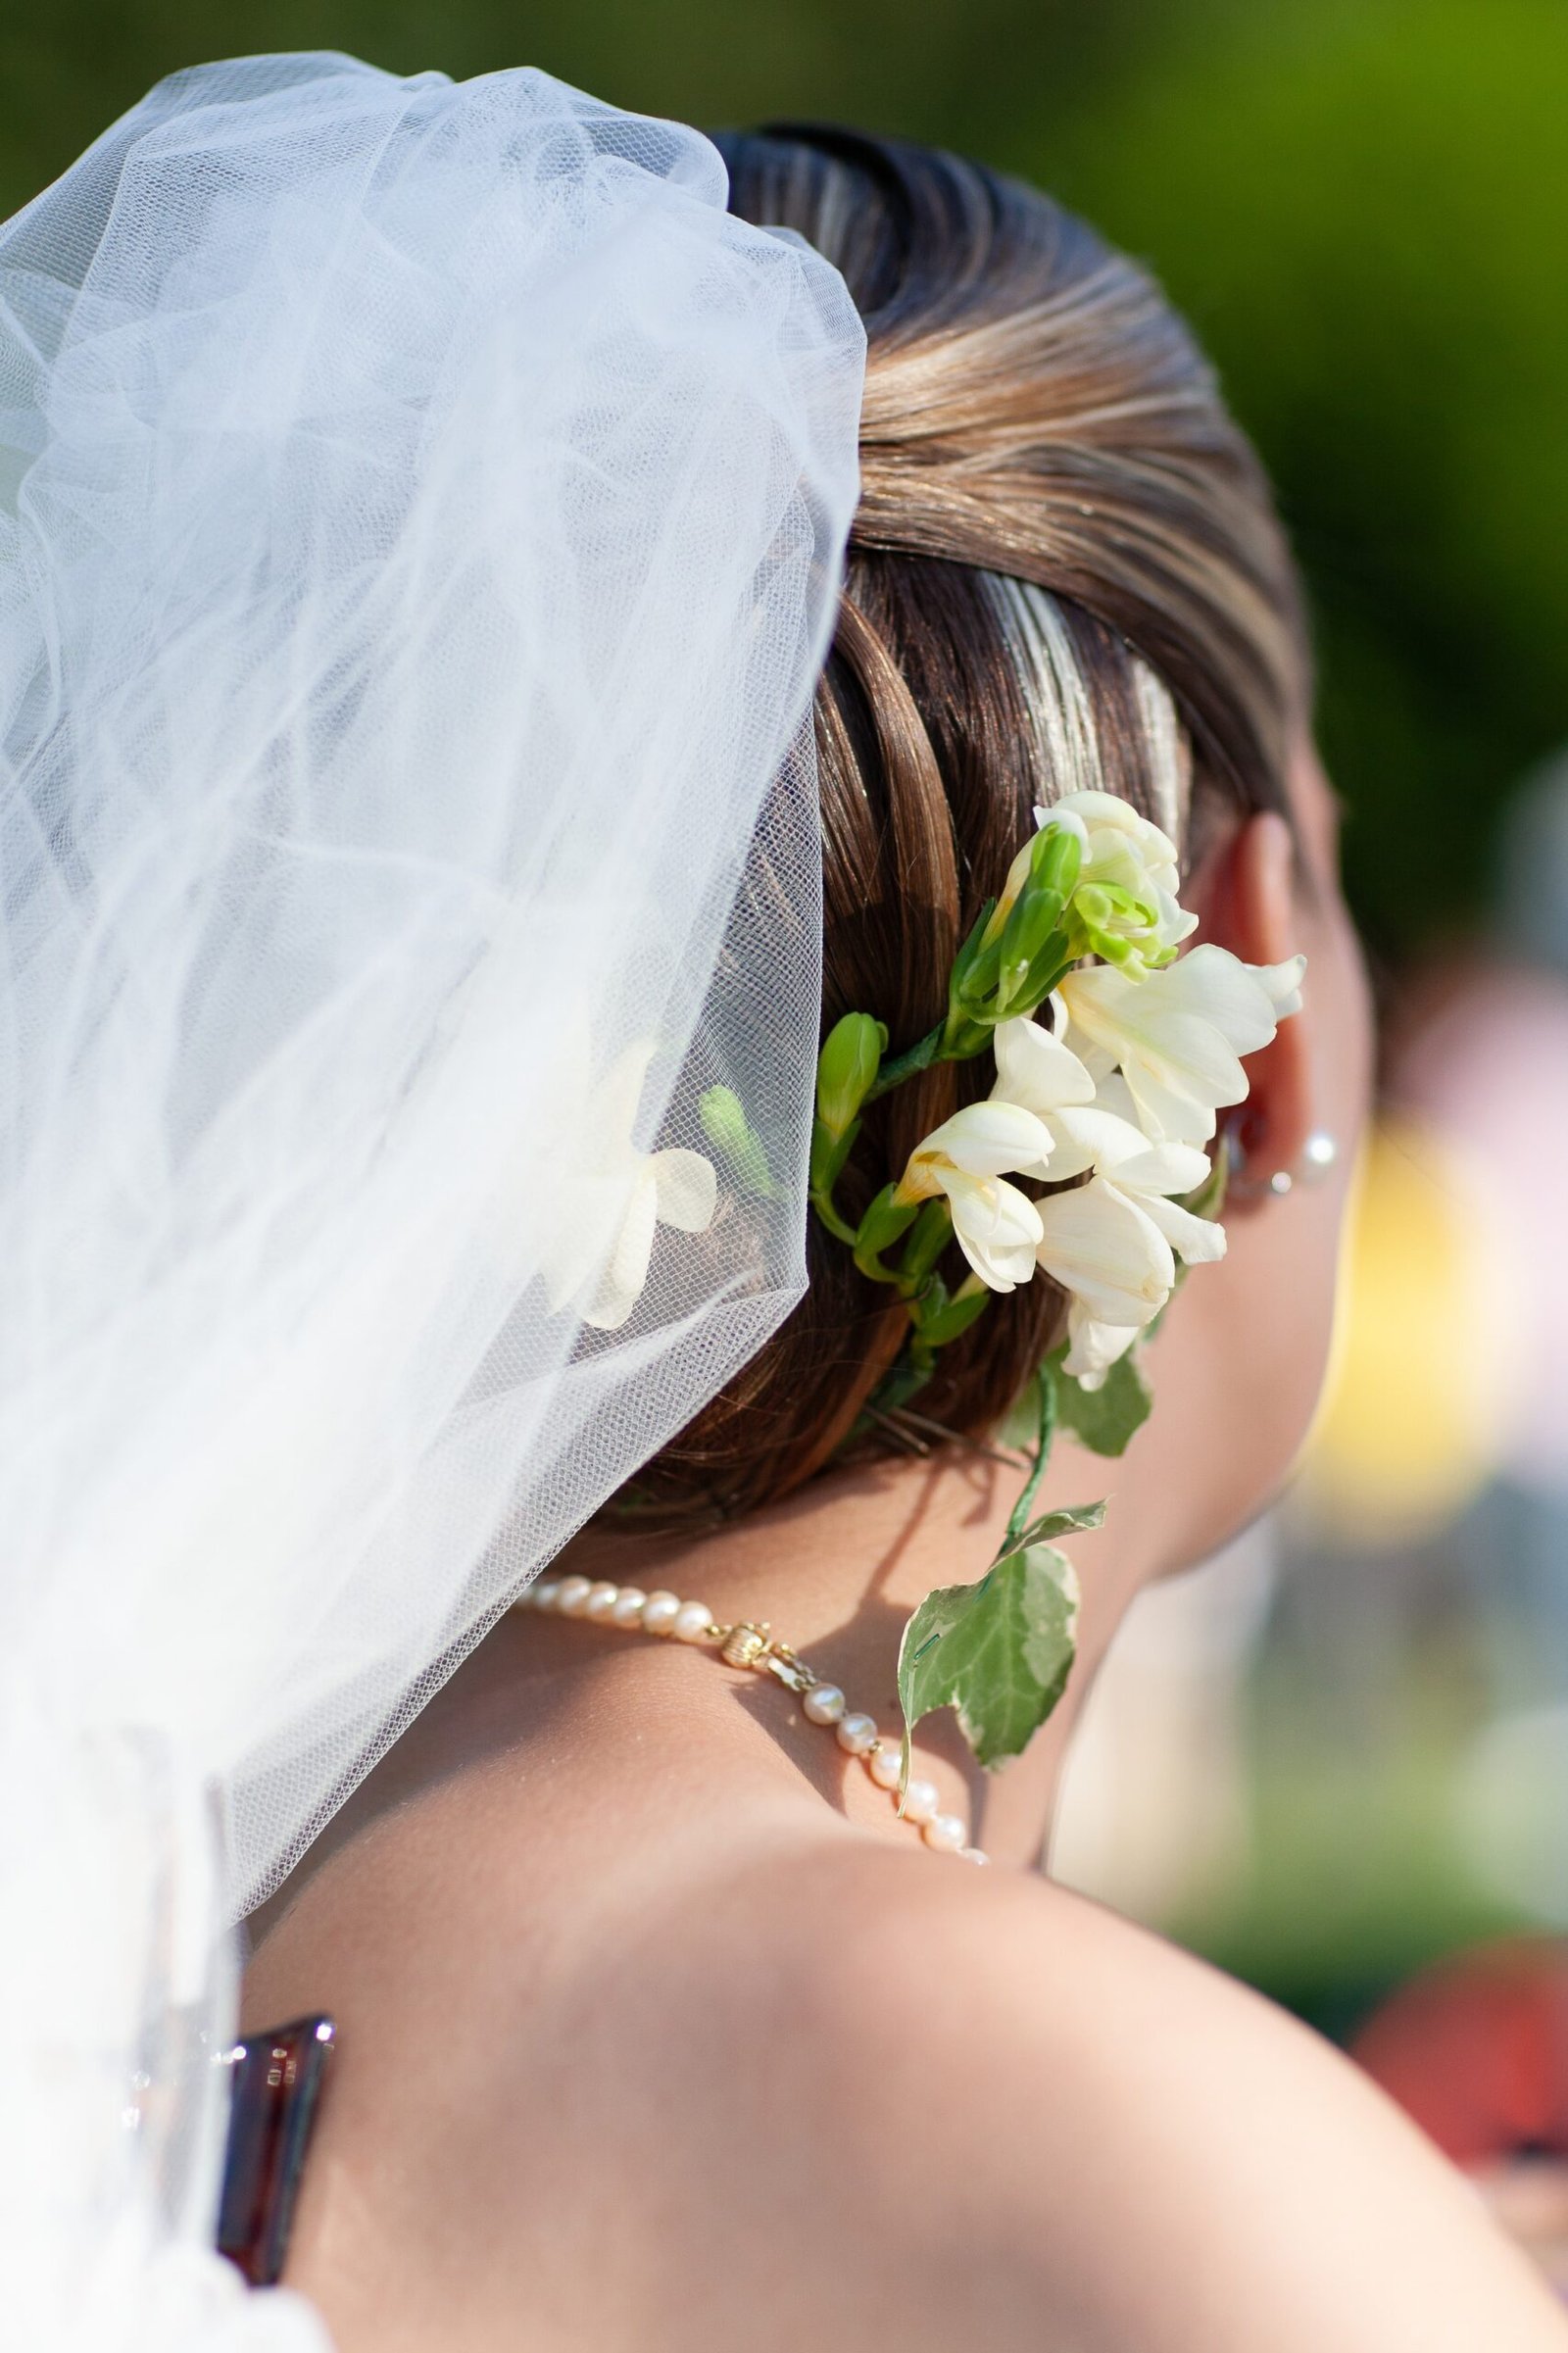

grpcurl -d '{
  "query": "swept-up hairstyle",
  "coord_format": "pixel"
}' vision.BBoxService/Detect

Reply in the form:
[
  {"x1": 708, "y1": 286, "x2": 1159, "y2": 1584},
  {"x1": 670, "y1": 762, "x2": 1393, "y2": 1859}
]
[{"x1": 635, "y1": 125, "x2": 1310, "y2": 1516}]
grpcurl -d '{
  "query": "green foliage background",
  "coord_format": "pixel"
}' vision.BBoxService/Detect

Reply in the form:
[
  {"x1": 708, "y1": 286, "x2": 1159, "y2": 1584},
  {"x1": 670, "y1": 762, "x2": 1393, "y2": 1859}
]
[{"x1": 5, "y1": 0, "x2": 1563, "y2": 960}]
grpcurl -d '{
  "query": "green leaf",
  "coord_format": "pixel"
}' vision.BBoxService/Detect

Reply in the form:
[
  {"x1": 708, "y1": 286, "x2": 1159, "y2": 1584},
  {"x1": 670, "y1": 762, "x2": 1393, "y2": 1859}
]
[
  {"x1": 995, "y1": 1498, "x2": 1105, "y2": 1565},
  {"x1": 1050, "y1": 1345, "x2": 1153, "y2": 1458},
  {"x1": 897, "y1": 1543, "x2": 1080, "y2": 1771}
]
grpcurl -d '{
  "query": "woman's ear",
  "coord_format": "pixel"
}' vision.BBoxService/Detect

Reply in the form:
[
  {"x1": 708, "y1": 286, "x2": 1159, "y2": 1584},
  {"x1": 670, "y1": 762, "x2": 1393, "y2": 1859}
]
[{"x1": 1189, "y1": 809, "x2": 1313, "y2": 1188}]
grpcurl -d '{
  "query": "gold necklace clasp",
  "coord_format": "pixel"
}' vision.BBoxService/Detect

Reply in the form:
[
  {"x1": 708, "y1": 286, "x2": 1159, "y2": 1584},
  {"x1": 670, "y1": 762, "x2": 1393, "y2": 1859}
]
[{"x1": 716, "y1": 1620, "x2": 817, "y2": 1695}]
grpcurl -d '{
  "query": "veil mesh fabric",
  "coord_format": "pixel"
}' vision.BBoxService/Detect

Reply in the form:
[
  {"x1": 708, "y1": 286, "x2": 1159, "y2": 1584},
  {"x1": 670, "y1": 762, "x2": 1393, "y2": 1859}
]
[{"x1": 0, "y1": 55, "x2": 863, "y2": 2344}]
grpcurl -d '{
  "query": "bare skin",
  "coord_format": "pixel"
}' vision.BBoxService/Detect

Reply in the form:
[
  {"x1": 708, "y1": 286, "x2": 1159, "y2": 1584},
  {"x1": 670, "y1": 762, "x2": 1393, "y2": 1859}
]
[{"x1": 245, "y1": 765, "x2": 1568, "y2": 2348}]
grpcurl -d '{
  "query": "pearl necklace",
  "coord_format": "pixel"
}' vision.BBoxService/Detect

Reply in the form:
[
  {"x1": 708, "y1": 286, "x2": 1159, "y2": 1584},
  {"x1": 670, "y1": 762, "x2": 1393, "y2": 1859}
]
[{"x1": 514, "y1": 1573, "x2": 990, "y2": 1865}]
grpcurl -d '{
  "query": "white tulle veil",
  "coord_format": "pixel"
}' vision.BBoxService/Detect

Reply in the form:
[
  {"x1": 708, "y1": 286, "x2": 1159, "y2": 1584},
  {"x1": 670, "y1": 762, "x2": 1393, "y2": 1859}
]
[{"x1": 0, "y1": 53, "x2": 863, "y2": 2345}]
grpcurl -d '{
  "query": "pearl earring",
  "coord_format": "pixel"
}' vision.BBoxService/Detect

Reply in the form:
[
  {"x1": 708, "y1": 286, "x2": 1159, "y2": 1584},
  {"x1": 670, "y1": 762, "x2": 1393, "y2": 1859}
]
[{"x1": 1226, "y1": 1120, "x2": 1338, "y2": 1199}]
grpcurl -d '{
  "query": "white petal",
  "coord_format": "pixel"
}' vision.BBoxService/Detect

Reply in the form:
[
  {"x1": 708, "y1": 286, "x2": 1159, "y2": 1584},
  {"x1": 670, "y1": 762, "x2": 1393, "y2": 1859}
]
[
  {"x1": 540, "y1": 1171, "x2": 628, "y2": 1313},
  {"x1": 991, "y1": 1016, "x2": 1097, "y2": 1116},
  {"x1": 1052, "y1": 788, "x2": 1173, "y2": 859},
  {"x1": 1108, "y1": 1136, "x2": 1215, "y2": 1200},
  {"x1": 915, "y1": 1100, "x2": 1055, "y2": 1182},
  {"x1": 1038, "y1": 1103, "x2": 1152, "y2": 1183},
  {"x1": 1062, "y1": 1303, "x2": 1143, "y2": 1389},
  {"x1": 1256, "y1": 953, "x2": 1307, "y2": 1019},
  {"x1": 1034, "y1": 803, "x2": 1090, "y2": 848},
  {"x1": 1033, "y1": 1177, "x2": 1174, "y2": 1324},
  {"x1": 1059, "y1": 963, "x2": 1248, "y2": 1144},
  {"x1": 1150, "y1": 945, "x2": 1286, "y2": 1056},
  {"x1": 944, "y1": 1167, "x2": 1044, "y2": 1294},
  {"x1": 588, "y1": 1036, "x2": 659, "y2": 1149},
  {"x1": 1139, "y1": 1192, "x2": 1227, "y2": 1265},
  {"x1": 651, "y1": 1148, "x2": 717, "y2": 1235},
  {"x1": 583, "y1": 1167, "x2": 659, "y2": 1331}
]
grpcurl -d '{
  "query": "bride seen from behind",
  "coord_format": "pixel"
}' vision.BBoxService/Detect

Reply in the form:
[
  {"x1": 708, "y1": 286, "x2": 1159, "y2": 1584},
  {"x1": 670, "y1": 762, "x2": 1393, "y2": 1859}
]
[{"x1": 243, "y1": 127, "x2": 1567, "y2": 2350}]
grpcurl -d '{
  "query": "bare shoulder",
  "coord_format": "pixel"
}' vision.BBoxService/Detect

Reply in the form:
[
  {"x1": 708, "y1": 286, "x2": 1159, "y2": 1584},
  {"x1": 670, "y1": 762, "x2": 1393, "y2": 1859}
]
[
  {"x1": 756, "y1": 1843, "x2": 1568, "y2": 2353},
  {"x1": 260, "y1": 1807, "x2": 1568, "y2": 2353}
]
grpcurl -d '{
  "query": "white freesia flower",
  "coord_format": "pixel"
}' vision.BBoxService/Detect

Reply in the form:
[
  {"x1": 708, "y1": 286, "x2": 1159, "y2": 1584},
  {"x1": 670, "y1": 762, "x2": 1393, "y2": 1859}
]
[
  {"x1": 992, "y1": 1017, "x2": 1226, "y2": 1263},
  {"x1": 542, "y1": 1039, "x2": 717, "y2": 1332},
  {"x1": 1034, "y1": 1174, "x2": 1174, "y2": 1386},
  {"x1": 1056, "y1": 944, "x2": 1306, "y2": 1146},
  {"x1": 987, "y1": 1018, "x2": 1226, "y2": 1387},
  {"x1": 1039, "y1": 788, "x2": 1197, "y2": 967},
  {"x1": 894, "y1": 1100, "x2": 1053, "y2": 1293},
  {"x1": 1043, "y1": 1073, "x2": 1227, "y2": 1266},
  {"x1": 989, "y1": 1013, "x2": 1097, "y2": 1161}
]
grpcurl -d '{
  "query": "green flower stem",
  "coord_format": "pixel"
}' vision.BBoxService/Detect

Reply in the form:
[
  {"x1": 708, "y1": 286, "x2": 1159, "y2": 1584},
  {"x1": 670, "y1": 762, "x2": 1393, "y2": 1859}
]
[
  {"x1": 1004, "y1": 1363, "x2": 1057, "y2": 1543},
  {"x1": 862, "y1": 1023, "x2": 944, "y2": 1101},
  {"x1": 808, "y1": 1187, "x2": 859, "y2": 1247}
]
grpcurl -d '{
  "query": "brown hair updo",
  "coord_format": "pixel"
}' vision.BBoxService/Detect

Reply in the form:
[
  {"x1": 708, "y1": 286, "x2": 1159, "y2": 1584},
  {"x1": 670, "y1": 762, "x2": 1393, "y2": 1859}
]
[{"x1": 635, "y1": 124, "x2": 1310, "y2": 1519}]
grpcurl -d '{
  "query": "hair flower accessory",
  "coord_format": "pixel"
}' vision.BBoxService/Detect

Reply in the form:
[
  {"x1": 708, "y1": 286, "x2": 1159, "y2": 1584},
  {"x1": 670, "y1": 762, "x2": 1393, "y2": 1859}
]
[
  {"x1": 801, "y1": 789, "x2": 1304, "y2": 1786},
  {"x1": 1041, "y1": 789, "x2": 1198, "y2": 977},
  {"x1": 1056, "y1": 945, "x2": 1306, "y2": 1145},
  {"x1": 891, "y1": 1102, "x2": 1054, "y2": 1292},
  {"x1": 541, "y1": 1039, "x2": 718, "y2": 1332}
]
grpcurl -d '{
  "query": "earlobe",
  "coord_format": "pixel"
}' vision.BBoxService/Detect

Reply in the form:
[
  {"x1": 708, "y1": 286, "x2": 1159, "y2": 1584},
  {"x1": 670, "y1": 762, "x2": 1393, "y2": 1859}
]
[{"x1": 1197, "y1": 810, "x2": 1314, "y2": 1189}]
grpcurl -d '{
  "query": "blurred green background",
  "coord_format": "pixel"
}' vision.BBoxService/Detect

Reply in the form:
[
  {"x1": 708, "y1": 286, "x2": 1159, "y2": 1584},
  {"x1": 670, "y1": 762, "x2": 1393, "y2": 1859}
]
[
  {"x1": 8, "y1": 2, "x2": 1565, "y2": 2042},
  {"x1": 5, "y1": 0, "x2": 1565, "y2": 970}
]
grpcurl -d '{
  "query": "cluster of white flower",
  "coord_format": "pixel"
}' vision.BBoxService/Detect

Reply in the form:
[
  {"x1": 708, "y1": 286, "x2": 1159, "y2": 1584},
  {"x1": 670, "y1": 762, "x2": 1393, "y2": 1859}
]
[
  {"x1": 540, "y1": 1037, "x2": 719, "y2": 1333},
  {"x1": 541, "y1": 791, "x2": 1301, "y2": 1370},
  {"x1": 892, "y1": 793, "x2": 1303, "y2": 1388}
]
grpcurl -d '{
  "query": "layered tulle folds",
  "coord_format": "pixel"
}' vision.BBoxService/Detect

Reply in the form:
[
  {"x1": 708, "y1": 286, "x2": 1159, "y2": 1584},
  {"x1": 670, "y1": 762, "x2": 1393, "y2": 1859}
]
[{"x1": 0, "y1": 55, "x2": 863, "y2": 2344}]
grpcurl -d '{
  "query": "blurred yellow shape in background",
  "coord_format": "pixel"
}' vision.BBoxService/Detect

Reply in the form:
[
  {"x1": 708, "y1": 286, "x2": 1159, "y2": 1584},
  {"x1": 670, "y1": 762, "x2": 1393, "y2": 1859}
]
[{"x1": 1296, "y1": 1116, "x2": 1514, "y2": 1550}]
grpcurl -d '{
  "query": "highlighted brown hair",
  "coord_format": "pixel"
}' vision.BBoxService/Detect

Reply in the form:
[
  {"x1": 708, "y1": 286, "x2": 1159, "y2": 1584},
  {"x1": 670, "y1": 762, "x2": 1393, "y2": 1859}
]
[{"x1": 635, "y1": 125, "x2": 1309, "y2": 1516}]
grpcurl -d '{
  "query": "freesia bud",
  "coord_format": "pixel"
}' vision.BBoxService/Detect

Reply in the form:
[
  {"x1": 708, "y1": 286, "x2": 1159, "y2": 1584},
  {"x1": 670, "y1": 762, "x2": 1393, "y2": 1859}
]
[
  {"x1": 912, "y1": 1274, "x2": 991, "y2": 1348},
  {"x1": 855, "y1": 1182, "x2": 919, "y2": 1263},
  {"x1": 1029, "y1": 819, "x2": 1084, "y2": 900},
  {"x1": 699, "y1": 1085, "x2": 777, "y2": 1200},
  {"x1": 815, "y1": 1012, "x2": 888, "y2": 1144}
]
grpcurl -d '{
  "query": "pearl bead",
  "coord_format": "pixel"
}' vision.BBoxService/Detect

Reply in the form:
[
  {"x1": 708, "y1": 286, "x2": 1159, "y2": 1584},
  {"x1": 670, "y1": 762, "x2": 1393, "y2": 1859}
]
[
  {"x1": 901, "y1": 1778, "x2": 939, "y2": 1827},
  {"x1": 673, "y1": 1600, "x2": 714, "y2": 1643},
  {"x1": 959, "y1": 1847, "x2": 990, "y2": 1866},
  {"x1": 610, "y1": 1588, "x2": 648, "y2": 1628},
  {"x1": 923, "y1": 1813, "x2": 966, "y2": 1854},
  {"x1": 555, "y1": 1574, "x2": 593, "y2": 1618},
  {"x1": 583, "y1": 1581, "x2": 619, "y2": 1622},
  {"x1": 530, "y1": 1579, "x2": 563, "y2": 1612},
  {"x1": 802, "y1": 1684, "x2": 845, "y2": 1725},
  {"x1": 866, "y1": 1743, "x2": 903, "y2": 1789},
  {"x1": 837, "y1": 1712, "x2": 877, "y2": 1756},
  {"x1": 641, "y1": 1591, "x2": 681, "y2": 1636}
]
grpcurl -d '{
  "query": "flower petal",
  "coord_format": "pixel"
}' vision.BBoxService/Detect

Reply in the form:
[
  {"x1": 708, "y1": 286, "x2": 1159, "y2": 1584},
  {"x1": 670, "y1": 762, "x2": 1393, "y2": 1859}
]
[
  {"x1": 1058, "y1": 963, "x2": 1250, "y2": 1144},
  {"x1": 1257, "y1": 953, "x2": 1307, "y2": 1019},
  {"x1": 943, "y1": 1166, "x2": 1044, "y2": 1293},
  {"x1": 583, "y1": 1167, "x2": 659, "y2": 1331},
  {"x1": 1106, "y1": 1136, "x2": 1215, "y2": 1199},
  {"x1": 1037, "y1": 1103, "x2": 1152, "y2": 1183},
  {"x1": 1033, "y1": 1176, "x2": 1174, "y2": 1325},
  {"x1": 1062, "y1": 1302, "x2": 1144, "y2": 1389},
  {"x1": 1139, "y1": 1191, "x2": 1227, "y2": 1265},
  {"x1": 991, "y1": 1015, "x2": 1097, "y2": 1116},
  {"x1": 588, "y1": 1036, "x2": 659, "y2": 1148},
  {"x1": 651, "y1": 1147, "x2": 717, "y2": 1235},
  {"x1": 913, "y1": 1099, "x2": 1055, "y2": 1182}
]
